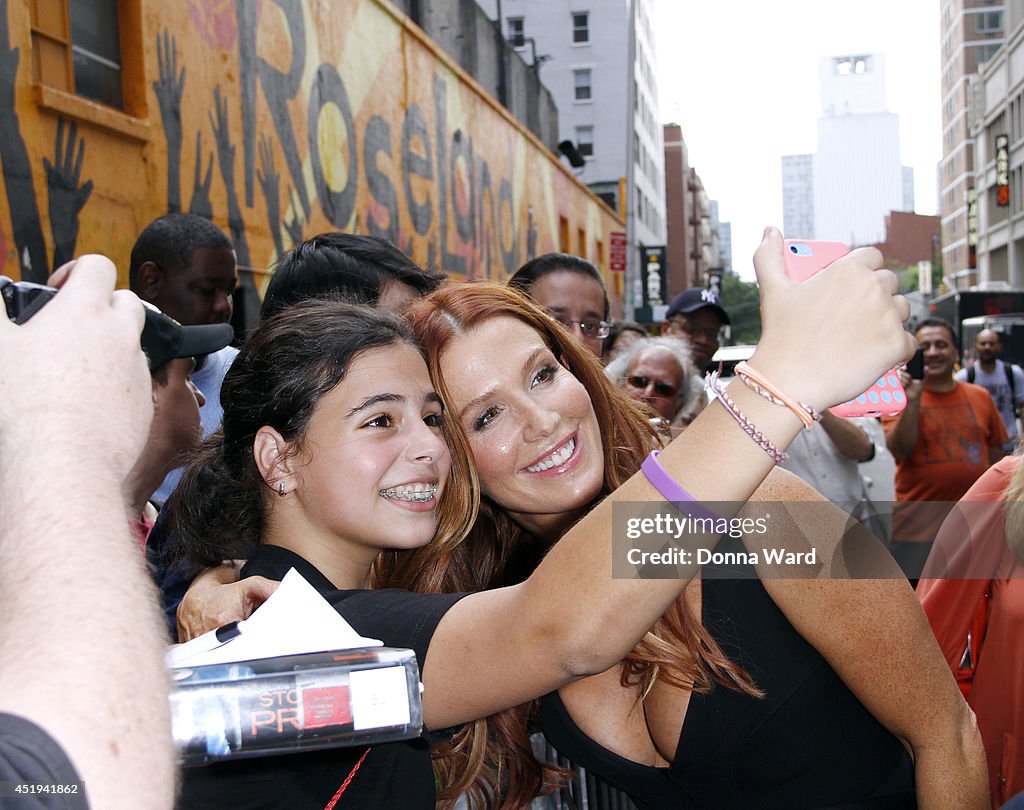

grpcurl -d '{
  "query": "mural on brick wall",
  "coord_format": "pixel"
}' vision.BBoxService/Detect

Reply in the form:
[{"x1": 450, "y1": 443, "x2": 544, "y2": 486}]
[
  {"x1": 0, "y1": 0, "x2": 93, "y2": 282},
  {"x1": 0, "y1": 0, "x2": 620, "y2": 301}
]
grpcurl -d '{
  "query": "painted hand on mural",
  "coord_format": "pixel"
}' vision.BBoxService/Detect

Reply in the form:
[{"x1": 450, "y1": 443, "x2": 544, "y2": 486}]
[
  {"x1": 210, "y1": 86, "x2": 237, "y2": 194},
  {"x1": 43, "y1": 118, "x2": 93, "y2": 270},
  {"x1": 209, "y1": 86, "x2": 252, "y2": 270},
  {"x1": 154, "y1": 29, "x2": 185, "y2": 213},
  {"x1": 188, "y1": 131, "x2": 214, "y2": 220},
  {"x1": 0, "y1": 0, "x2": 47, "y2": 280},
  {"x1": 283, "y1": 186, "x2": 304, "y2": 248},
  {"x1": 256, "y1": 135, "x2": 283, "y2": 257}
]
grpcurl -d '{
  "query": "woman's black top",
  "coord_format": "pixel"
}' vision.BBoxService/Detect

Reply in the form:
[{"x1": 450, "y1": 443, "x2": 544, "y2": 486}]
[
  {"x1": 177, "y1": 546, "x2": 465, "y2": 809},
  {"x1": 540, "y1": 563, "x2": 916, "y2": 810}
]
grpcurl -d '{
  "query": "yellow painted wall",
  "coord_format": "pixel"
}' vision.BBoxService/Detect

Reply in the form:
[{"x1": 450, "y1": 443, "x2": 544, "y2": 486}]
[{"x1": 0, "y1": 0, "x2": 622, "y2": 305}]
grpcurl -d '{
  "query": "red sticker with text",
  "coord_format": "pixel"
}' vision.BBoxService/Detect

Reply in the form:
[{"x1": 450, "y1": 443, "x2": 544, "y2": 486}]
[{"x1": 302, "y1": 685, "x2": 351, "y2": 728}]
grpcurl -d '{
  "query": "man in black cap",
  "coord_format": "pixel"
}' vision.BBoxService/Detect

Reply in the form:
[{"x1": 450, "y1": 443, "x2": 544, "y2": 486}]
[
  {"x1": 661, "y1": 287, "x2": 730, "y2": 372},
  {"x1": 124, "y1": 304, "x2": 233, "y2": 547}
]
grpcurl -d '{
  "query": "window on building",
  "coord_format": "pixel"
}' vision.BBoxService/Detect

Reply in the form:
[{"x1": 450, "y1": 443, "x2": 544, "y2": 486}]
[
  {"x1": 572, "y1": 12, "x2": 589, "y2": 43},
  {"x1": 976, "y1": 10, "x2": 1003, "y2": 33},
  {"x1": 834, "y1": 55, "x2": 870, "y2": 76},
  {"x1": 31, "y1": 0, "x2": 126, "y2": 109},
  {"x1": 508, "y1": 17, "x2": 525, "y2": 47},
  {"x1": 576, "y1": 126, "x2": 593, "y2": 158},
  {"x1": 574, "y1": 69, "x2": 592, "y2": 101},
  {"x1": 975, "y1": 43, "x2": 1002, "y2": 64}
]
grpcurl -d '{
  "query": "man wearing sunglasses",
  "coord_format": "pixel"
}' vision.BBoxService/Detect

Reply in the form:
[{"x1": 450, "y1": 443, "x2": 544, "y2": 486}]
[
  {"x1": 661, "y1": 286, "x2": 730, "y2": 372},
  {"x1": 605, "y1": 335, "x2": 703, "y2": 429}
]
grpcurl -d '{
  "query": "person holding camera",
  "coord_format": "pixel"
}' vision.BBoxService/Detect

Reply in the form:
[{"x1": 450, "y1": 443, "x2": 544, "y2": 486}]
[
  {"x1": 123, "y1": 304, "x2": 233, "y2": 547},
  {"x1": 884, "y1": 317, "x2": 1007, "y2": 582},
  {"x1": 0, "y1": 258, "x2": 175, "y2": 809}
]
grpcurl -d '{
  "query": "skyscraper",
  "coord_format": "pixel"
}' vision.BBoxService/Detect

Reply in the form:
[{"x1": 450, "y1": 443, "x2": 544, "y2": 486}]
[
  {"x1": 782, "y1": 154, "x2": 815, "y2": 239},
  {"x1": 782, "y1": 54, "x2": 913, "y2": 248}
]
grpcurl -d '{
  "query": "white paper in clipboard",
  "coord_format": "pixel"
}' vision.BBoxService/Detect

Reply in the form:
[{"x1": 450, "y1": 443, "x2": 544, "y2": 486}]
[{"x1": 166, "y1": 568, "x2": 382, "y2": 668}]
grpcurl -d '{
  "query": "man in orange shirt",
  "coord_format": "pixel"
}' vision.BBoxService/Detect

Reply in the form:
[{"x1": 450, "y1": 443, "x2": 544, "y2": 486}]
[{"x1": 884, "y1": 317, "x2": 1007, "y2": 583}]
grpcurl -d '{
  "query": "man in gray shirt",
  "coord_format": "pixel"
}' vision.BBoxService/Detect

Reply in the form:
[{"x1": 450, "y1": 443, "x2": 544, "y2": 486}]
[{"x1": 955, "y1": 328, "x2": 1024, "y2": 453}]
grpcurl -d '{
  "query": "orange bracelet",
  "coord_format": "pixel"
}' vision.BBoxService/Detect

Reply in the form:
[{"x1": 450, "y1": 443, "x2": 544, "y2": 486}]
[{"x1": 733, "y1": 362, "x2": 820, "y2": 430}]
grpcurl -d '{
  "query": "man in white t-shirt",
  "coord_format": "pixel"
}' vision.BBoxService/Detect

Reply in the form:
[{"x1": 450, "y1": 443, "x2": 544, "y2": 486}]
[
  {"x1": 955, "y1": 328, "x2": 1024, "y2": 453},
  {"x1": 780, "y1": 412, "x2": 893, "y2": 543}
]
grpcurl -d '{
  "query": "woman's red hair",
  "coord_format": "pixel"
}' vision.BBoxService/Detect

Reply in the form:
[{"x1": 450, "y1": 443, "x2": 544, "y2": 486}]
[{"x1": 383, "y1": 283, "x2": 758, "y2": 809}]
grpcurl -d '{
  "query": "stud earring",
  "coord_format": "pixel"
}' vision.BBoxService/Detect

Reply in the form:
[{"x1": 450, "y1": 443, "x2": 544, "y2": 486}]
[{"x1": 278, "y1": 481, "x2": 286, "y2": 497}]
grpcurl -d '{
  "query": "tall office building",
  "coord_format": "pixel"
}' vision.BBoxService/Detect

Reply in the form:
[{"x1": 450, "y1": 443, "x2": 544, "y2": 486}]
[
  {"x1": 782, "y1": 154, "x2": 815, "y2": 239},
  {"x1": 782, "y1": 55, "x2": 913, "y2": 248},
  {"x1": 939, "y1": 1, "x2": 1005, "y2": 285},
  {"x1": 479, "y1": 0, "x2": 666, "y2": 307},
  {"x1": 718, "y1": 218, "x2": 733, "y2": 274},
  {"x1": 814, "y1": 54, "x2": 912, "y2": 246}
]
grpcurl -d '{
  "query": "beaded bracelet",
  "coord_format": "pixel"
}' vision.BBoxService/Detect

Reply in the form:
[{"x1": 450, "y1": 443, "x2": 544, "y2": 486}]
[
  {"x1": 734, "y1": 361, "x2": 820, "y2": 430},
  {"x1": 705, "y1": 370, "x2": 788, "y2": 463},
  {"x1": 640, "y1": 450, "x2": 721, "y2": 520}
]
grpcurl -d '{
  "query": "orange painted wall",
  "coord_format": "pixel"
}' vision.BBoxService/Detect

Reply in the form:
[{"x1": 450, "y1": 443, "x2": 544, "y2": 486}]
[{"x1": 0, "y1": 0, "x2": 622, "y2": 304}]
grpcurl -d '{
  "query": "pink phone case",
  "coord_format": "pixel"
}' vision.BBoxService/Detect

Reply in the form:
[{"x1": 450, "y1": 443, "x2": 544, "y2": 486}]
[
  {"x1": 782, "y1": 239, "x2": 850, "y2": 281},
  {"x1": 782, "y1": 239, "x2": 907, "y2": 419}
]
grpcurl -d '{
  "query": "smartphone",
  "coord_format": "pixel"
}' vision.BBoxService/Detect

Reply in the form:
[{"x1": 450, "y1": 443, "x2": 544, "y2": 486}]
[
  {"x1": 782, "y1": 240, "x2": 850, "y2": 281},
  {"x1": 906, "y1": 347, "x2": 925, "y2": 380},
  {"x1": 782, "y1": 239, "x2": 907, "y2": 419}
]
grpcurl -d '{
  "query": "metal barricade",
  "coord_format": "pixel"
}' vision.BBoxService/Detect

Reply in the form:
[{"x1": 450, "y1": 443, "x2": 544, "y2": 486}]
[{"x1": 529, "y1": 734, "x2": 638, "y2": 810}]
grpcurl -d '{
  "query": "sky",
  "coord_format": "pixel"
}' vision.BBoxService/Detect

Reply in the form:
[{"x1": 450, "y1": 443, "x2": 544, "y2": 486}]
[{"x1": 653, "y1": 0, "x2": 942, "y2": 280}]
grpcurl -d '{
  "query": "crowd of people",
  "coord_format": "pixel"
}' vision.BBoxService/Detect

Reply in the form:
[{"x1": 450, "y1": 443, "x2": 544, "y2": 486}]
[{"x1": 4, "y1": 214, "x2": 1022, "y2": 808}]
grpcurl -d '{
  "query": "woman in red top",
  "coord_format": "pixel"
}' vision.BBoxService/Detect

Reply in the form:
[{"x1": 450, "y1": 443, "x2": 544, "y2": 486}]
[{"x1": 919, "y1": 455, "x2": 1024, "y2": 807}]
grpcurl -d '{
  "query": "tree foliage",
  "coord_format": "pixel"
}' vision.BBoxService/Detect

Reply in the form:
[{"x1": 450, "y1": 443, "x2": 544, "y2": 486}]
[{"x1": 719, "y1": 271, "x2": 762, "y2": 345}]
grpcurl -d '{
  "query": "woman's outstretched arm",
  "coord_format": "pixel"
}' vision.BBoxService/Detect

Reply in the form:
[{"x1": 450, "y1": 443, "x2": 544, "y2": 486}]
[{"x1": 421, "y1": 227, "x2": 918, "y2": 728}]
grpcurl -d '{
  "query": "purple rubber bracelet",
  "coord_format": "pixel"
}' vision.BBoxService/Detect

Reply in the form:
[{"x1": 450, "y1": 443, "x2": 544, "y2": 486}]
[{"x1": 640, "y1": 450, "x2": 721, "y2": 520}]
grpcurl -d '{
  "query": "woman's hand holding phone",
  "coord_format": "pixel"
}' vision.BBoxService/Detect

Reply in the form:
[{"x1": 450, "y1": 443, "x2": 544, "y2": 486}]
[
  {"x1": 772, "y1": 235, "x2": 911, "y2": 417},
  {"x1": 750, "y1": 228, "x2": 915, "y2": 415}
]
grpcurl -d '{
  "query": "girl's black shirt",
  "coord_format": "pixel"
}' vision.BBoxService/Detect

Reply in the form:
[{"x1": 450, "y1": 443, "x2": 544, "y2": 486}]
[{"x1": 177, "y1": 545, "x2": 466, "y2": 809}]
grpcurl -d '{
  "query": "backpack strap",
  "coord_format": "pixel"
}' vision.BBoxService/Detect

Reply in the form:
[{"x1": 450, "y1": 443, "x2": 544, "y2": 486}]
[
  {"x1": 967, "y1": 365, "x2": 976, "y2": 384},
  {"x1": 1006, "y1": 362, "x2": 1019, "y2": 418}
]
